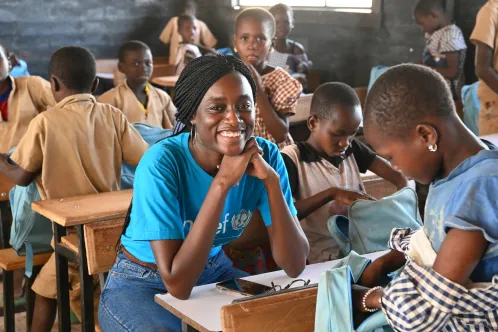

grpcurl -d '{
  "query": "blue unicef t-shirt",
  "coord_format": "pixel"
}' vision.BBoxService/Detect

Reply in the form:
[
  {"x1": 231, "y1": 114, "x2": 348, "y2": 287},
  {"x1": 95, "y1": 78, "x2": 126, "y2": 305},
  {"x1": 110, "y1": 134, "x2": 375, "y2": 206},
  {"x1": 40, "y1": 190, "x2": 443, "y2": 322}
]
[
  {"x1": 424, "y1": 145, "x2": 498, "y2": 282},
  {"x1": 121, "y1": 133, "x2": 297, "y2": 264}
]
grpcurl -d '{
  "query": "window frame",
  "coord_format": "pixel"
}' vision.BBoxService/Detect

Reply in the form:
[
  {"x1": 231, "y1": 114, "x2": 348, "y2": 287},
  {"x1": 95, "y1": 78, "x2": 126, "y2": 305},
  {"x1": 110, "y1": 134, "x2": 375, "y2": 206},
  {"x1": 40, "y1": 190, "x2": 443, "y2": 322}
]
[{"x1": 231, "y1": 0, "x2": 382, "y2": 28}]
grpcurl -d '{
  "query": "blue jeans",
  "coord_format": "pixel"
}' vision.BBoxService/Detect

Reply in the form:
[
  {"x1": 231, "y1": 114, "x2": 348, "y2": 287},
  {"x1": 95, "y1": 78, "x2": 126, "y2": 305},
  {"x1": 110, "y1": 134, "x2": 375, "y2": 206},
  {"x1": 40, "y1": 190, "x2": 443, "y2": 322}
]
[{"x1": 99, "y1": 250, "x2": 249, "y2": 331}]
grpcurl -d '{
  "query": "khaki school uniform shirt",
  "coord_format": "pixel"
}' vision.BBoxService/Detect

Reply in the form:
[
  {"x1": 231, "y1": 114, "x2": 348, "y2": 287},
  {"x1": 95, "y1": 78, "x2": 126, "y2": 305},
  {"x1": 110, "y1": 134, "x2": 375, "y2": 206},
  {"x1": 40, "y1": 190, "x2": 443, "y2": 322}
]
[
  {"x1": 10, "y1": 94, "x2": 149, "y2": 200},
  {"x1": 471, "y1": 1, "x2": 498, "y2": 103},
  {"x1": 159, "y1": 17, "x2": 217, "y2": 65},
  {"x1": 0, "y1": 76, "x2": 55, "y2": 153},
  {"x1": 281, "y1": 143, "x2": 367, "y2": 264},
  {"x1": 98, "y1": 81, "x2": 176, "y2": 129}
]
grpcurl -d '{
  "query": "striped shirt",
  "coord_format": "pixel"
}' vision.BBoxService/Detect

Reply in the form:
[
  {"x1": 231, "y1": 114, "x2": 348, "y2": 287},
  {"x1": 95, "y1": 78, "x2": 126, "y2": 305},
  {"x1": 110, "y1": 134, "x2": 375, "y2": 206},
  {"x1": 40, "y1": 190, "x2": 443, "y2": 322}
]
[
  {"x1": 382, "y1": 228, "x2": 498, "y2": 331},
  {"x1": 424, "y1": 24, "x2": 467, "y2": 100}
]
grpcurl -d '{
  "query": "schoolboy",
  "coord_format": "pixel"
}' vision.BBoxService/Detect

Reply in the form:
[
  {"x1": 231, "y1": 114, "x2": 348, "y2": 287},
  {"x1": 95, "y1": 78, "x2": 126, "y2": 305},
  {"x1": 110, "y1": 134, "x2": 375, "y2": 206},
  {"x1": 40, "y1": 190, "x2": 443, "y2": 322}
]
[
  {"x1": 0, "y1": 44, "x2": 54, "y2": 153},
  {"x1": 0, "y1": 46, "x2": 149, "y2": 331},
  {"x1": 98, "y1": 40, "x2": 176, "y2": 129},
  {"x1": 159, "y1": 0, "x2": 217, "y2": 65},
  {"x1": 281, "y1": 82, "x2": 408, "y2": 263}
]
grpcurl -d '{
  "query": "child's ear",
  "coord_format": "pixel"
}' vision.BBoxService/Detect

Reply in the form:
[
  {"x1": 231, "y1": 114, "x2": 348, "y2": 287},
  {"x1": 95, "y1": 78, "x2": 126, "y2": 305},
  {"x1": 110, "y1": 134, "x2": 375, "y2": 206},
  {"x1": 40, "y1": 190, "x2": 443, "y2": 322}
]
[
  {"x1": 91, "y1": 78, "x2": 99, "y2": 94},
  {"x1": 415, "y1": 124, "x2": 438, "y2": 148},
  {"x1": 51, "y1": 76, "x2": 60, "y2": 92},
  {"x1": 117, "y1": 62, "x2": 125, "y2": 74},
  {"x1": 307, "y1": 115, "x2": 319, "y2": 132}
]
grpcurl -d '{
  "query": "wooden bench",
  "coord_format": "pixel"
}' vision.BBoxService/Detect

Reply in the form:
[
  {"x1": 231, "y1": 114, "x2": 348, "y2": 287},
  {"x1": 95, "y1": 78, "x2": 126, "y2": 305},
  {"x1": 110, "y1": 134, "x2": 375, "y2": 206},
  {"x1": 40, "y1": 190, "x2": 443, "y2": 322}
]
[
  {"x1": 0, "y1": 249, "x2": 52, "y2": 271},
  {"x1": 0, "y1": 249, "x2": 52, "y2": 332}
]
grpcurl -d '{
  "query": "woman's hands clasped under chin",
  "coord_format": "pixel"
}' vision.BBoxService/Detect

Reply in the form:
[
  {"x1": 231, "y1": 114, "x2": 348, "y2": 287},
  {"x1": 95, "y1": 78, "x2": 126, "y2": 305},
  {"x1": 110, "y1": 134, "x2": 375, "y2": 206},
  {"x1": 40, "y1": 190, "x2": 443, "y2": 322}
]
[{"x1": 215, "y1": 137, "x2": 276, "y2": 188}]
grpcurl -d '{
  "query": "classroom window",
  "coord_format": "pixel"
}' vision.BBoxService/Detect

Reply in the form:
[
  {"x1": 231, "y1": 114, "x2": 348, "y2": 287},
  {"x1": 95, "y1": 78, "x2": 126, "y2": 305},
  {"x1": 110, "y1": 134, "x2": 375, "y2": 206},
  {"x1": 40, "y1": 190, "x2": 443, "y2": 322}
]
[{"x1": 234, "y1": 0, "x2": 374, "y2": 13}]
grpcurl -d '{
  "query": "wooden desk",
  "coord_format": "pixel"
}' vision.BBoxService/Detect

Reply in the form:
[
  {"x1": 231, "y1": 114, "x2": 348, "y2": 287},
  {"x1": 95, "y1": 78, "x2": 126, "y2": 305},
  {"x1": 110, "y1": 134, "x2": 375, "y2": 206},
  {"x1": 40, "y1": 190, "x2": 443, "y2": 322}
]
[
  {"x1": 155, "y1": 251, "x2": 387, "y2": 332},
  {"x1": 150, "y1": 75, "x2": 179, "y2": 88},
  {"x1": 31, "y1": 189, "x2": 133, "y2": 332}
]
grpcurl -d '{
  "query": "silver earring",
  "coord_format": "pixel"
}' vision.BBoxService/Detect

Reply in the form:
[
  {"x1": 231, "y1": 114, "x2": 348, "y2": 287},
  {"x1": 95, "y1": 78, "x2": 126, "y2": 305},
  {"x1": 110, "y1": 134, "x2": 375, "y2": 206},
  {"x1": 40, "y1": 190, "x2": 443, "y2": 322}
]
[{"x1": 428, "y1": 144, "x2": 437, "y2": 152}]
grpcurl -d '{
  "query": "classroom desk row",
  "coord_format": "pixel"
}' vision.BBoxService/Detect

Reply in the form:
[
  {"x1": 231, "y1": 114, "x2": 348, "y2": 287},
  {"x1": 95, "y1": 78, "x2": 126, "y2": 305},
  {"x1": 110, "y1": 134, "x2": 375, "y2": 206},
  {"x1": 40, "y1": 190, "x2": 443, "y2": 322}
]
[{"x1": 20, "y1": 133, "x2": 498, "y2": 332}]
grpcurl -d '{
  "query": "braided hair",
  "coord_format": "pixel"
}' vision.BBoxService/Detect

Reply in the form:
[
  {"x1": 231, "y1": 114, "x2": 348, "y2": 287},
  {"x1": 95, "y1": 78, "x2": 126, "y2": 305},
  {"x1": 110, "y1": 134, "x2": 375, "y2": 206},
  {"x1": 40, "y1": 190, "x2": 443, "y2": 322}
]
[
  {"x1": 172, "y1": 54, "x2": 257, "y2": 134},
  {"x1": 119, "y1": 54, "x2": 257, "y2": 242}
]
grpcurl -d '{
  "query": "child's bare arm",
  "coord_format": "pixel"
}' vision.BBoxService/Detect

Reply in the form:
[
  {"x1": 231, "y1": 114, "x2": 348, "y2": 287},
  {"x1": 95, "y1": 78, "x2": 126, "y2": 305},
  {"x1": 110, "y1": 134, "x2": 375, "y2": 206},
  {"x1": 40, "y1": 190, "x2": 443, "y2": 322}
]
[
  {"x1": 475, "y1": 41, "x2": 498, "y2": 94},
  {"x1": 246, "y1": 63, "x2": 290, "y2": 143},
  {"x1": 358, "y1": 250, "x2": 406, "y2": 288},
  {"x1": 433, "y1": 228, "x2": 488, "y2": 284},
  {"x1": 0, "y1": 154, "x2": 35, "y2": 187},
  {"x1": 428, "y1": 52, "x2": 460, "y2": 79},
  {"x1": 368, "y1": 156, "x2": 408, "y2": 190},
  {"x1": 294, "y1": 187, "x2": 374, "y2": 220}
]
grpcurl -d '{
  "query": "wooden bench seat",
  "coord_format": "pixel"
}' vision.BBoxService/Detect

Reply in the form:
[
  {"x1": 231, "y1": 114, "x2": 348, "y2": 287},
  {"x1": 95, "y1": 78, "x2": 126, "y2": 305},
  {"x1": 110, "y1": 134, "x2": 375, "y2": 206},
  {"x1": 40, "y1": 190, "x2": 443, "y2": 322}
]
[{"x1": 0, "y1": 248, "x2": 52, "y2": 271}]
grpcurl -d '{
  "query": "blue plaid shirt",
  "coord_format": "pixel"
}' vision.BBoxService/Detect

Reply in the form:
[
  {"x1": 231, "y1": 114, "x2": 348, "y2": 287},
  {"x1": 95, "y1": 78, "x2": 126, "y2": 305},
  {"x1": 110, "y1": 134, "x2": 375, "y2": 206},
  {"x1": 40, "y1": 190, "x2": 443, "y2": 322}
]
[{"x1": 383, "y1": 228, "x2": 498, "y2": 331}]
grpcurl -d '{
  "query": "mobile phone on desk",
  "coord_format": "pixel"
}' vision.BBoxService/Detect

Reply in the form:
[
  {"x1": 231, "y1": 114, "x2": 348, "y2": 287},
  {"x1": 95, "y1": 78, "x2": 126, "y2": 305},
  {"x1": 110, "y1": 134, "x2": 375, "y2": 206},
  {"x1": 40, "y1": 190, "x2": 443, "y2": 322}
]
[{"x1": 216, "y1": 279, "x2": 273, "y2": 296}]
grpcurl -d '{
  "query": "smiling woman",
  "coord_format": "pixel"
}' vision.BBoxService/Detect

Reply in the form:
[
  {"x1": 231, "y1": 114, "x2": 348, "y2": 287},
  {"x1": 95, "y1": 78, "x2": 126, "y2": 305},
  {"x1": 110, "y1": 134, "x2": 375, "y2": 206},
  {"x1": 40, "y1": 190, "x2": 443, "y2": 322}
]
[{"x1": 98, "y1": 55, "x2": 309, "y2": 332}]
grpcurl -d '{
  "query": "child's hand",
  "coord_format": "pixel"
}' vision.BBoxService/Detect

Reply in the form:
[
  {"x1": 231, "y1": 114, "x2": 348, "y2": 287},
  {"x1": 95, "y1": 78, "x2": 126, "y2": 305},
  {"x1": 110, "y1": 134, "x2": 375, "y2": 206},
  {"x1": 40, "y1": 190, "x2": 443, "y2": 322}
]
[
  {"x1": 331, "y1": 188, "x2": 376, "y2": 205},
  {"x1": 215, "y1": 138, "x2": 262, "y2": 188}
]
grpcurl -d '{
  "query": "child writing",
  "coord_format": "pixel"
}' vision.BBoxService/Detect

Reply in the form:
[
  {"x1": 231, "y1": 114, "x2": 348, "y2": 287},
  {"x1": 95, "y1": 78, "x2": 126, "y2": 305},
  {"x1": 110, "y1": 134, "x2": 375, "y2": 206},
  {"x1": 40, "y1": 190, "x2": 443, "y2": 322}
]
[
  {"x1": 0, "y1": 43, "x2": 54, "y2": 154},
  {"x1": 159, "y1": 0, "x2": 217, "y2": 65},
  {"x1": 98, "y1": 55, "x2": 309, "y2": 331},
  {"x1": 471, "y1": 0, "x2": 498, "y2": 135},
  {"x1": 268, "y1": 4, "x2": 311, "y2": 88},
  {"x1": 281, "y1": 82, "x2": 408, "y2": 264},
  {"x1": 175, "y1": 15, "x2": 217, "y2": 75},
  {"x1": 353, "y1": 64, "x2": 498, "y2": 330},
  {"x1": 414, "y1": 0, "x2": 467, "y2": 101},
  {"x1": 233, "y1": 8, "x2": 302, "y2": 149},
  {"x1": 98, "y1": 40, "x2": 176, "y2": 129},
  {"x1": 0, "y1": 46, "x2": 149, "y2": 332}
]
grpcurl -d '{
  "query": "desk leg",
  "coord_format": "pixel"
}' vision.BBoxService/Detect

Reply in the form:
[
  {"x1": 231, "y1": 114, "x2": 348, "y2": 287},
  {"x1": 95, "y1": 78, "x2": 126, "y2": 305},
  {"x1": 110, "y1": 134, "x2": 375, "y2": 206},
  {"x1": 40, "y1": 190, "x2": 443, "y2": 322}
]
[
  {"x1": 0, "y1": 201, "x2": 11, "y2": 249},
  {"x1": 77, "y1": 224, "x2": 95, "y2": 332},
  {"x1": 182, "y1": 321, "x2": 199, "y2": 332},
  {"x1": 2, "y1": 269, "x2": 15, "y2": 332},
  {"x1": 54, "y1": 223, "x2": 71, "y2": 332}
]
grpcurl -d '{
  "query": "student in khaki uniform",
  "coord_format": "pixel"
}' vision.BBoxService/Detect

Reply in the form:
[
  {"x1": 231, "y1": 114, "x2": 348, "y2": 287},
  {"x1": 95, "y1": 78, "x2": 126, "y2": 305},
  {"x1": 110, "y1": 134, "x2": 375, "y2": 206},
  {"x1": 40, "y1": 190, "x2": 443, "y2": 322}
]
[
  {"x1": 159, "y1": 0, "x2": 217, "y2": 65},
  {"x1": 98, "y1": 41, "x2": 176, "y2": 128},
  {"x1": 472, "y1": 0, "x2": 498, "y2": 135},
  {"x1": 0, "y1": 44, "x2": 55, "y2": 153},
  {"x1": 0, "y1": 46, "x2": 149, "y2": 332},
  {"x1": 281, "y1": 83, "x2": 408, "y2": 263}
]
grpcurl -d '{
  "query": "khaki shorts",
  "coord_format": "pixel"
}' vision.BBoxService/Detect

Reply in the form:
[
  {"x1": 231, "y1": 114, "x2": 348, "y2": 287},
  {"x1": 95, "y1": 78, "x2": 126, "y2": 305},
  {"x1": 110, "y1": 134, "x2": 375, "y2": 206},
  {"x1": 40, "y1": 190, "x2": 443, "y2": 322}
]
[{"x1": 32, "y1": 252, "x2": 101, "y2": 329}]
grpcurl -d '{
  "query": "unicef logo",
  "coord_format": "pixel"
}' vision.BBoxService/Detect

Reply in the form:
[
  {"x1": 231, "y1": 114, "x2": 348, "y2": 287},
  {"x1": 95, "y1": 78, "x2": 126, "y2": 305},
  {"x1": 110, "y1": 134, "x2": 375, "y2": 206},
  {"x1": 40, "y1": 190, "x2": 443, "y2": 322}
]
[{"x1": 231, "y1": 210, "x2": 252, "y2": 230}]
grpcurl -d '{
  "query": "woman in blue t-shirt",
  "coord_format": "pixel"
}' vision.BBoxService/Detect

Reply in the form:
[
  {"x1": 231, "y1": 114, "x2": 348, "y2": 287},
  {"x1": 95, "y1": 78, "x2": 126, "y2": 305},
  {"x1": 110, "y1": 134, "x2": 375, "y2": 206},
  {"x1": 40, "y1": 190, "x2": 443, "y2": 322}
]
[{"x1": 99, "y1": 55, "x2": 310, "y2": 331}]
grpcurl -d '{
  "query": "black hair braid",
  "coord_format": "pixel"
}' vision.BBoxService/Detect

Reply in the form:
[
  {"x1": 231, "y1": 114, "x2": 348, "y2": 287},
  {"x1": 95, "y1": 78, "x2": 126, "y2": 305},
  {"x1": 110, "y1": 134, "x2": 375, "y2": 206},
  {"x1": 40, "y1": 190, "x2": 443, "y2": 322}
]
[
  {"x1": 172, "y1": 54, "x2": 257, "y2": 134},
  {"x1": 119, "y1": 54, "x2": 257, "y2": 242}
]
